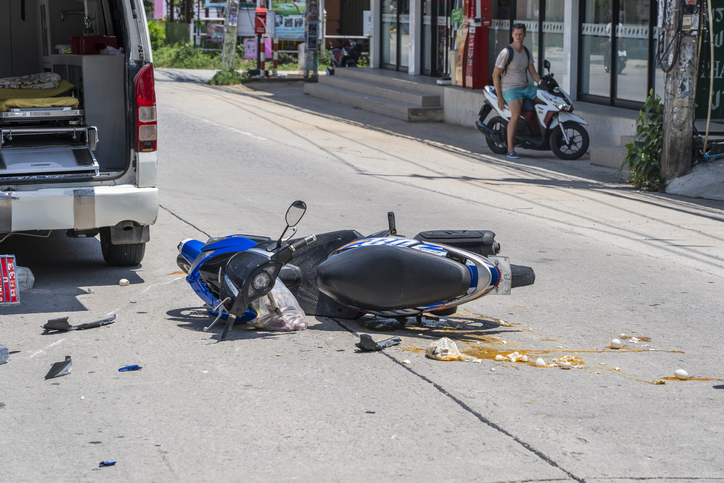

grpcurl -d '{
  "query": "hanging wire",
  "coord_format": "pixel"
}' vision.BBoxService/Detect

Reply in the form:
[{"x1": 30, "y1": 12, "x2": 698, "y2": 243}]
[{"x1": 656, "y1": 0, "x2": 684, "y2": 72}]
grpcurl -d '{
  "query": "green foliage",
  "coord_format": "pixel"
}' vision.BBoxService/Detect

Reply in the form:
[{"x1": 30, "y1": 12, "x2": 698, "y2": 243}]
[
  {"x1": 148, "y1": 20, "x2": 166, "y2": 50},
  {"x1": 621, "y1": 89, "x2": 665, "y2": 191},
  {"x1": 152, "y1": 43, "x2": 246, "y2": 70},
  {"x1": 208, "y1": 70, "x2": 250, "y2": 85}
]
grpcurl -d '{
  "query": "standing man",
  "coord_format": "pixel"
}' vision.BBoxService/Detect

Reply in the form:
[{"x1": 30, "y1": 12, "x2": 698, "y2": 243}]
[{"x1": 492, "y1": 23, "x2": 541, "y2": 159}]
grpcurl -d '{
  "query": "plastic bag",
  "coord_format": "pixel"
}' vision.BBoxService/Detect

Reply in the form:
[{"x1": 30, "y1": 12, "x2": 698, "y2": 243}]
[
  {"x1": 249, "y1": 280, "x2": 308, "y2": 331},
  {"x1": 426, "y1": 337, "x2": 481, "y2": 362}
]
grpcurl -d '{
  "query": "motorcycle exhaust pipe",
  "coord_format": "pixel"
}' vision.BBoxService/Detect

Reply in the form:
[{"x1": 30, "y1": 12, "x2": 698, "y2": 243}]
[{"x1": 476, "y1": 120, "x2": 504, "y2": 144}]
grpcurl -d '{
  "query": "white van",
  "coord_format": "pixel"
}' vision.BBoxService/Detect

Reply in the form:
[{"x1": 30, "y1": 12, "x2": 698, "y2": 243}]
[{"x1": 0, "y1": 0, "x2": 158, "y2": 265}]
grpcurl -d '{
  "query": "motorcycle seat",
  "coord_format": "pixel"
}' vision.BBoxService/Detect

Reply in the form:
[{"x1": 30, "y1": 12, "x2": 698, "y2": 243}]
[{"x1": 316, "y1": 244, "x2": 471, "y2": 311}]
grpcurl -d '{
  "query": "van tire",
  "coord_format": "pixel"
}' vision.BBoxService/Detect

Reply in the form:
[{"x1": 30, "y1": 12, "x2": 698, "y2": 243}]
[{"x1": 100, "y1": 228, "x2": 146, "y2": 266}]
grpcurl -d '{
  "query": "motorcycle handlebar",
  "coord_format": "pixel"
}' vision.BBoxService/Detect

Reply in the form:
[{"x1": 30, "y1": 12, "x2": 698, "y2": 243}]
[{"x1": 290, "y1": 234, "x2": 317, "y2": 252}]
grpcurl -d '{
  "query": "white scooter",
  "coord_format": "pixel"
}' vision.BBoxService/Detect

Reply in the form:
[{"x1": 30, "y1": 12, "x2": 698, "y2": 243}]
[{"x1": 476, "y1": 60, "x2": 590, "y2": 160}]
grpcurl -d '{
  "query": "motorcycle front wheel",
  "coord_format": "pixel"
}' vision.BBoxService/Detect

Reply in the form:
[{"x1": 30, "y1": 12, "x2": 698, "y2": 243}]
[
  {"x1": 550, "y1": 122, "x2": 589, "y2": 160},
  {"x1": 485, "y1": 116, "x2": 509, "y2": 154}
]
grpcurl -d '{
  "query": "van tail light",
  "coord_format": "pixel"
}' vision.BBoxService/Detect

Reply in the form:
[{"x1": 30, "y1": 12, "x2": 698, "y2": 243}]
[{"x1": 135, "y1": 63, "x2": 157, "y2": 152}]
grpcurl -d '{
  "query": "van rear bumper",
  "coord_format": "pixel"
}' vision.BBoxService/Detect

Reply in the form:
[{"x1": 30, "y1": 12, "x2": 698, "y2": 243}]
[{"x1": 0, "y1": 185, "x2": 158, "y2": 233}]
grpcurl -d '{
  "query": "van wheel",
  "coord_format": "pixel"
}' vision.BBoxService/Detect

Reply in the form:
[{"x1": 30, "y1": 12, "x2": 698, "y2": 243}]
[{"x1": 100, "y1": 228, "x2": 146, "y2": 266}]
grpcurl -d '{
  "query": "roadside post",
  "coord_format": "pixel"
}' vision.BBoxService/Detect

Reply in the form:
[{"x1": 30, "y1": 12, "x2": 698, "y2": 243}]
[
  {"x1": 220, "y1": 0, "x2": 240, "y2": 72},
  {"x1": 255, "y1": 7, "x2": 267, "y2": 77},
  {"x1": 304, "y1": 0, "x2": 320, "y2": 79},
  {"x1": 659, "y1": 0, "x2": 702, "y2": 180}
]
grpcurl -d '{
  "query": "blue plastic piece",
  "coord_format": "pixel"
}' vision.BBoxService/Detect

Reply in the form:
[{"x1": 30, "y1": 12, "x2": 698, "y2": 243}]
[
  {"x1": 99, "y1": 461, "x2": 116, "y2": 467},
  {"x1": 118, "y1": 365, "x2": 142, "y2": 372}
]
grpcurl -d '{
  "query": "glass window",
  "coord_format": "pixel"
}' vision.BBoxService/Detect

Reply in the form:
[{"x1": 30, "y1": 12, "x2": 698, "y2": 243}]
[
  {"x1": 514, "y1": 0, "x2": 540, "y2": 65},
  {"x1": 543, "y1": 0, "x2": 564, "y2": 76},
  {"x1": 614, "y1": 0, "x2": 650, "y2": 102},
  {"x1": 580, "y1": 0, "x2": 612, "y2": 98},
  {"x1": 381, "y1": 0, "x2": 396, "y2": 65}
]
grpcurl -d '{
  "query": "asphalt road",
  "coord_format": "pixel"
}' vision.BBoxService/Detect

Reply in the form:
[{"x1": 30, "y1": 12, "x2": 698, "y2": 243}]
[{"x1": 1, "y1": 69, "x2": 723, "y2": 482}]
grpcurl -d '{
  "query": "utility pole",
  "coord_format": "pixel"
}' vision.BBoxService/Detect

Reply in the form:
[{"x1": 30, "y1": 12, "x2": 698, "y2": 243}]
[
  {"x1": 220, "y1": 0, "x2": 240, "y2": 72},
  {"x1": 659, "y1": 0, "x2": 701, "y2": 180}
]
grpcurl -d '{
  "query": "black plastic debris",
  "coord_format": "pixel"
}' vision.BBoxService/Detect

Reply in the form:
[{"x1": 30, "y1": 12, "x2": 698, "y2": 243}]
[
  {"x1": 355, "y1": 334, "x2": 402, "y2": 352},
  {"x1": 364, "y1": 318, "x2": 406, "y2": 331},
  {"x1": 99, "y1": 461, "x2": 116, "y2": 467},
  {"x1": 0, "y1": 345, "x2": 8, "y2": 364},
  {"x1": 43, "y1": 314, "x2": 116, "y2": 332},
  {"x1": 118, "y1": 365, "x2": 142, "y2": 372},
  {"x1": 45, "y1": 356, "x2": 72, "y2": 379}
]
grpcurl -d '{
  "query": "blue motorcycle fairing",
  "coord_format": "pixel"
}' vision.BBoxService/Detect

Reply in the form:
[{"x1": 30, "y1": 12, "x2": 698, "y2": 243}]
[{"x1": 179, "y1": 236, "x2": 260, "y2": 321}]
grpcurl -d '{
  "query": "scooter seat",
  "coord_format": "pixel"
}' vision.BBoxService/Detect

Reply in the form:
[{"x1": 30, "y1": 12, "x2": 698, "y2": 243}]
[{"x1": 316, "y1": 245, "x2": 471, "y2": 311}]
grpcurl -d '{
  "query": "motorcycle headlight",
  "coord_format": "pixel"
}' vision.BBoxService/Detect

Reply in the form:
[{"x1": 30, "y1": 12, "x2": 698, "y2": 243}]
[
  {"x1": 553, "y1": 101, "x2": 572, "y2": 112},
  {"x1": 252, "y1": 270, "x2": 273, "y2": 292}
]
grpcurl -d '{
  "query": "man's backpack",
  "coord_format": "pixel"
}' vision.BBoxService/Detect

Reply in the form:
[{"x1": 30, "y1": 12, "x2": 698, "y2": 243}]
[{"x1": 502, "y1": 45, "x2": 531, "y2": 75}]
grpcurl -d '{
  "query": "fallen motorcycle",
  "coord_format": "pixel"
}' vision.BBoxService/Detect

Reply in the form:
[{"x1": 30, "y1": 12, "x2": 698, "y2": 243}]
[{"x1": 177, "y1": 201, "x2": 535, "y2": 340}]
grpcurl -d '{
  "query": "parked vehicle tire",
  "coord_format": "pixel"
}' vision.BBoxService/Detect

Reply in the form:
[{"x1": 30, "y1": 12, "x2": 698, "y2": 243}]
[
  {"x1": 100, "y1": 228, "x2": 146, "y2": 266},
  {"x1": 485, "y1": 116, "x2": 509, "y2": 154},
  {"x1": 550, "y1": 122, "x2": 589, "y2": 160}
]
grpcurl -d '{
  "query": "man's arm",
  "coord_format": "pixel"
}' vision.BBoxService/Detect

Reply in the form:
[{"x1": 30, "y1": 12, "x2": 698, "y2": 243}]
[
  {"x1": 493, "y1": 66, "x2": 505, "y2": 110},
  {"x1": 528, "y1": 63, "x2": 541, "y2": 84}
]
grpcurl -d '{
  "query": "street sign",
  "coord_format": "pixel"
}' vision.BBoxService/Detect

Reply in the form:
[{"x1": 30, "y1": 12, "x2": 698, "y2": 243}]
[
  {"x1": 0, "y1": 255, "x2": 19, "y2": 305},
  {"x1": 255, "y1": 8, "x2": 267, "y2": 34},
  {"x1": 695, "y1": 0, "x2": 724, "y2": 120}
]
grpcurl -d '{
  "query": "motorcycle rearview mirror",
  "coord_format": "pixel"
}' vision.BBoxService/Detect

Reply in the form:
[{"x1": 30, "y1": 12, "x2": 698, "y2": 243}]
[
  {"x1": 543, "y1": 59, "x2": 551, "y2": 73},
  {"x1": 276, "y1": 200, "x2": 307, "y2": 248}
]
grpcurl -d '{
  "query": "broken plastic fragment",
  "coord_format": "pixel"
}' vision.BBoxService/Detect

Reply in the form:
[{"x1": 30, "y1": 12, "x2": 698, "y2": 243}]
[
  {"x1": 43, "y1": 314, "x2": 117, "y2": 332},
  {"x1": 401, "y1": 359, "x2": 411, "y2": 365},
  {"x1": 99, "y1": 461, "x2": 116, "y2": 467},
  {"x1": 356, "y1": 334, "x2": 401, "y2": 352},
  {"x1": 45, "y1": 356, "x2": 72, "y2": 379},
  {"x1": 118, "y1": 365, "x2": 142, "y2": 372},
  {"x1": 425, "y1": 337, "x2": 481, "y2": 362},
  {"x1": 16, "y1": 266, "x2": 35, "y2": 292},
  {"x1": 0, "y1": 345, "x2": 8, "y2": 364}
]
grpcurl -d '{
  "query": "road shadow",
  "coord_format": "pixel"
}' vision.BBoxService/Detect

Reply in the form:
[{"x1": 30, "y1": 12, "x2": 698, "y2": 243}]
[{"x1": 0, "y1": 232, "x2": 144, "y2": 315}]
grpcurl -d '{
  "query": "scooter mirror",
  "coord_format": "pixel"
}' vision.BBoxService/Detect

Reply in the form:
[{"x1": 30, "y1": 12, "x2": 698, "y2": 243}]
[
  {"x1": 285, "y1": 200, "x2": 307, "y2": 227},
  {"x1": 543, "y1": 60, "x2": 551, "y2": 72}
]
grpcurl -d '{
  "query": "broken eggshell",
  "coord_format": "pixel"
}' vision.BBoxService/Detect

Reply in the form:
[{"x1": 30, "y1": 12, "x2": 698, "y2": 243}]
[{"x1": 674, "y1": 369, "x2": 689, "y2": 380}]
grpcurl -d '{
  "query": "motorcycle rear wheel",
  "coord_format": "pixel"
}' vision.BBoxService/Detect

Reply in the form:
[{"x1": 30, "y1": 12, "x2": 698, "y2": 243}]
[
  {"x1": 485, "y1": 116, "x2": 508, "y2": 154},
  {"x1": 550, "y1": 122, "x2": 589, "y2": 160}
]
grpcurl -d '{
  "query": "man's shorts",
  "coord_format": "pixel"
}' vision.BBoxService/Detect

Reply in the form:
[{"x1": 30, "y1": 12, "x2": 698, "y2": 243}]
[{"x1": 502, "y1": 84, "x2": 539, "y2": 104}]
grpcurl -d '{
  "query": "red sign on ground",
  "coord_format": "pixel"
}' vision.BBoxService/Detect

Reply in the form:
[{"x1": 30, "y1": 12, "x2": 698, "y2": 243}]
[{"x1": 0, "y1": 255, "x2": 19, "y2": 304}]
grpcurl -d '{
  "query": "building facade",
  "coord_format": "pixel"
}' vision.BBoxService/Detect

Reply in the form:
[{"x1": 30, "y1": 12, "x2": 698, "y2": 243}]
[{"x1": 369, "y1": 0, "x2": 667, "y2": 111}]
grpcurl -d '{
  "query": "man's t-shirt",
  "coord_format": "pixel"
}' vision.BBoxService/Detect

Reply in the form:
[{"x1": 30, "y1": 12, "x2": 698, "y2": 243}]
[{"x1": 495, "y1": 47, "x2": 533, "y2": 92}]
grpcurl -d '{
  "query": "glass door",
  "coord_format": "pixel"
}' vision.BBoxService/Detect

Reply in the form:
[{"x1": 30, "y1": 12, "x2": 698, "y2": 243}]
[
  {"x1": 436, "y1": 0, "x2": 451, "y2": 76},
  {"x1": 422, "y1": 0, "x2": 433, "y2": 74},
  {"x1": 380, "y1": 0, "x2": 410, "y2": 71}
]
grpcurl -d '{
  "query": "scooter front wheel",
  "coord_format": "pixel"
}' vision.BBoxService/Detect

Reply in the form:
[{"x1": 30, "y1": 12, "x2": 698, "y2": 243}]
[
  {"x1": 485, "y1": 116, "x2": 509, "y2": 154},
  {"x1": 550, "y1": 122, "x2": 589, "y2": 160}
]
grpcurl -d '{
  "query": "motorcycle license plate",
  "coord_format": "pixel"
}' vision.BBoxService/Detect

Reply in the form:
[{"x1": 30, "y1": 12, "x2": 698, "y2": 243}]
[{"x1": 488, "y1": 256, "x2": 511, "y2": 295}]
